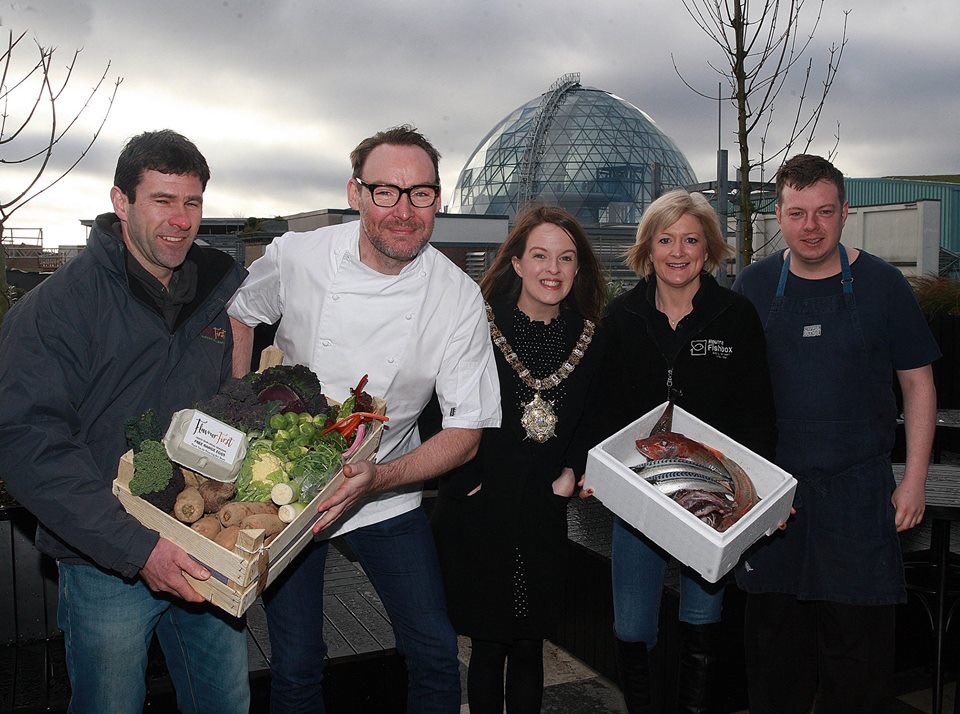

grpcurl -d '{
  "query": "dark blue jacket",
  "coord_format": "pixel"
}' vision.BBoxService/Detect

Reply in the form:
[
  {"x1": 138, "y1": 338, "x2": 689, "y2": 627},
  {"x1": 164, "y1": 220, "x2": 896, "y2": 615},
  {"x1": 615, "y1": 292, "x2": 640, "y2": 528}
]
[{"x1": 0, "y1": 214, "x2": 246, "y2": 577}]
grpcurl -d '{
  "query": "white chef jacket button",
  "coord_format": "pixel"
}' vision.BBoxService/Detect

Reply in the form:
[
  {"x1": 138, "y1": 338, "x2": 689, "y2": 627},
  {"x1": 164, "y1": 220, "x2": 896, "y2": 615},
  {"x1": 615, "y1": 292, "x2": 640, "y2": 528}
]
[
  {"x1": 322, "y1": 340, "x2": 331, "y2": 347},
  {"x1": 332, "y1": 294, "x2": 340, "y2": 301},
  {"x1": 405, "y1": 313, "x2": 413, "y2": 320},
  {"x1": 387, "y1": 357, "x2": 395, "y2": 364}
]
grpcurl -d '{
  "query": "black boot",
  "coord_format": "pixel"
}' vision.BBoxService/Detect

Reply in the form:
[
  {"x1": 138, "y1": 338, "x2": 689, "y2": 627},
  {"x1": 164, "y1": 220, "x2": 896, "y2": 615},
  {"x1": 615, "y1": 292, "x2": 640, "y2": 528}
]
[
  {"x1": 616, "y1": 638, "x2": 652, "y2": 714},
  {"x1": 677, "y1": 622, "x2": 722, "y2": 714}
]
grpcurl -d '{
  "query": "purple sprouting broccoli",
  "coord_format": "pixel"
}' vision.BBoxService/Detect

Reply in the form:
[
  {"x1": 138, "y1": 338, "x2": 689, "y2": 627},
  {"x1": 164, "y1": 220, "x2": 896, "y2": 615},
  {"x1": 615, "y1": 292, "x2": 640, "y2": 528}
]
[{"x1": 195, "y1": 378, "x2": 275, "y2": 433}]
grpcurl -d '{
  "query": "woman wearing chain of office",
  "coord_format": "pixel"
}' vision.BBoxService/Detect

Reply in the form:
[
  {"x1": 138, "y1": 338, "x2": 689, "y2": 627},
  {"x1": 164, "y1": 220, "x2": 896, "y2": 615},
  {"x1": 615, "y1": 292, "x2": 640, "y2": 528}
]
[{"x1": 432, "y1": 204, "x2": 606, "y2": 713}]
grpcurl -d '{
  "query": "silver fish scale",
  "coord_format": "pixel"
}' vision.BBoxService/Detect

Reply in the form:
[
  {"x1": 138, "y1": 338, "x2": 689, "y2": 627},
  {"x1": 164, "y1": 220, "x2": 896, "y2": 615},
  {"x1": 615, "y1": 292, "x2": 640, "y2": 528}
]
[
  {"x1": 630, "y1": 458, "x2": 734, "y2": 496},
  {"x1": 636, "y1": 457, "x2": 732, "y2": 481}
]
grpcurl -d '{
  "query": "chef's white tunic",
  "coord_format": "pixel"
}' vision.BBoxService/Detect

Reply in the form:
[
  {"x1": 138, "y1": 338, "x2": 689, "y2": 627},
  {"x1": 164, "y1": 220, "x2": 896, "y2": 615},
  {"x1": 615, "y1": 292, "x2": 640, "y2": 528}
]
[{"x1": 228, "y1": 221, "x2": 501, "y2": 537}]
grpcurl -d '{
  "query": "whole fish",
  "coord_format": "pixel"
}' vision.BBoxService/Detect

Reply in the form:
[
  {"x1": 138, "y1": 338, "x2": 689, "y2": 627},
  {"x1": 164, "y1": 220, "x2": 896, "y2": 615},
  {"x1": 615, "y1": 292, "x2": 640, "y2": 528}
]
[
  {"x1": 673, "y1": 490, "x2": 736, "y2": 530},
  {"x1": 634, "y1": 403, "x2": 759, "y2": 532},
  {"x1": 631, "y1": 458, "x2": 733, "y2": 496},
  {"x1": 635, "y1": 402, "x2": 730, "y2": 479}
]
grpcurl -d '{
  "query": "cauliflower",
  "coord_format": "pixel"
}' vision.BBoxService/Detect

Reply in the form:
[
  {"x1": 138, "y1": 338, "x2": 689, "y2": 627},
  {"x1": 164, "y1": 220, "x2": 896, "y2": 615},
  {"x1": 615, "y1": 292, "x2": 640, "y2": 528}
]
[{"x1": 236, "y1": 444, "x2": 288, "y2": 502}]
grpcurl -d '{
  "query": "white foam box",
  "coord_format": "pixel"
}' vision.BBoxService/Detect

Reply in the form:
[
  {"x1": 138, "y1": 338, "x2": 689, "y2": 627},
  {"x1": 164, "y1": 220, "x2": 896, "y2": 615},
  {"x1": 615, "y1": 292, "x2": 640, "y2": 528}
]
[
  {"x1": 112, "y1": 398, "x2": 385, "y2": 617},
  {"x1": 584, "y1": 402, "x2": 796, "y2": 583}
]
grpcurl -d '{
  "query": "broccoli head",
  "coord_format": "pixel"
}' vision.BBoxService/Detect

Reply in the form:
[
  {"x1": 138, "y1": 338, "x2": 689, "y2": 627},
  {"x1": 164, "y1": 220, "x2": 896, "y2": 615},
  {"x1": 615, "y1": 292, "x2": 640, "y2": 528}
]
[{"x1": 130, "y1": 440, "x2": 184, "y2": 513}]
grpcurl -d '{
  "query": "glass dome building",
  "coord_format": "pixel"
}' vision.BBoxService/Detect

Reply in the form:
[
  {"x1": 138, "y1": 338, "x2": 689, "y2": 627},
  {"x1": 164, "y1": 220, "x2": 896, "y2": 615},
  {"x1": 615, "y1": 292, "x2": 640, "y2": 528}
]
[{"x1": 449, "y1": 74, "x2": 697, "y2": 224}]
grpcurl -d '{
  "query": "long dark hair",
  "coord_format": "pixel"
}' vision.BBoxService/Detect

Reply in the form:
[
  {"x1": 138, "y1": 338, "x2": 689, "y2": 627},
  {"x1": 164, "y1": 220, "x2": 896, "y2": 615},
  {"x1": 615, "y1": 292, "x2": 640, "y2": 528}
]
[{"x1": 480, "y1": 204, "x2": 606, "y2": 322}]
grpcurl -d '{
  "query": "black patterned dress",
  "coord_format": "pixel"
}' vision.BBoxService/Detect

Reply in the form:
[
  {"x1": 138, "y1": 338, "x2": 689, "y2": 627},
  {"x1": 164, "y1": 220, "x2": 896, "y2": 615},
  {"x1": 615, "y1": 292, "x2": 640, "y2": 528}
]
[{"x1": 432, "y1": 300, "x2": 604, "y2": 642}]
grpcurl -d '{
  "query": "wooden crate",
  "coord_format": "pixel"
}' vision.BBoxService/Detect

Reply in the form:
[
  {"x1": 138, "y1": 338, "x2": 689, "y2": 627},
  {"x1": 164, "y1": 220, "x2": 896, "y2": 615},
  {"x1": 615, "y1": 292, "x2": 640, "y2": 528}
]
[{"x1": 112, "y1": 410, "x2": 384, "y2": 617}]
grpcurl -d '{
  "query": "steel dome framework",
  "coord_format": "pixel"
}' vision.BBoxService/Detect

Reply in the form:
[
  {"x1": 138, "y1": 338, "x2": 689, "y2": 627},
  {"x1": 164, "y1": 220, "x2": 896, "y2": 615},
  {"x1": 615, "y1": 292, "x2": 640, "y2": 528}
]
[{"x1": 450, "y1": 75, "x2": 697, "y2": 224}]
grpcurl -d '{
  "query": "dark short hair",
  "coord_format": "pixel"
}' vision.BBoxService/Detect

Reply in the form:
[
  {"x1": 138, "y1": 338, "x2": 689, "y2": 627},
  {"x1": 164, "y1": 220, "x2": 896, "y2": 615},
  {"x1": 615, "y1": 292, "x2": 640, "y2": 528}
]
[
  {"x1": 776, "y1": 154, "x2": 846, "y2": 206},
  {"x1": 625, "y1": 189, "x2": 732, "y2": 277},
  {"x1": 349, "y1": 125, "x2": 441, "y2": 183},
  {"x1": 113, "y1": 130, "x2": 210, "y2": 202},
  {"x1": 479, "y1": 204, "x2": 606, "y2": 323}
]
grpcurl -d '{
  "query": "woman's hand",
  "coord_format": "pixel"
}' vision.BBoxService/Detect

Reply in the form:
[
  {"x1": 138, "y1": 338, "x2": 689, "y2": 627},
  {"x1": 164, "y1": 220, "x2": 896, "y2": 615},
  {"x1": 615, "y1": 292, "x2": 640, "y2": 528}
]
[
  {"x1": 552, "y1": 467, "x2": 577, "y2": 497},
  {"x1": 576, "y1": 474, "x2": 594, "y2": 500}
]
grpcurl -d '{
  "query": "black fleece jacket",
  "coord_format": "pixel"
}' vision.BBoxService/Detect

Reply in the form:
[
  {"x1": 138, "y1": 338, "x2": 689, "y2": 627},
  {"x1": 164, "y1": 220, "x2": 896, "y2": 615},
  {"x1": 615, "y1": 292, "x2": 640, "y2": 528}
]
[{"x1": 600, "y1": 273, "x2": 777, "y2": 458}]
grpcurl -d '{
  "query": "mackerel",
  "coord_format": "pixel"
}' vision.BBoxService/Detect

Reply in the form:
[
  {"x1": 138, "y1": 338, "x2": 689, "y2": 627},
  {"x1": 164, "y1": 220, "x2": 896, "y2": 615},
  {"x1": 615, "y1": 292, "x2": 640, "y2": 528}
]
[{"x1": 631, "y1": 460, "x2": 734, "y2": 495}]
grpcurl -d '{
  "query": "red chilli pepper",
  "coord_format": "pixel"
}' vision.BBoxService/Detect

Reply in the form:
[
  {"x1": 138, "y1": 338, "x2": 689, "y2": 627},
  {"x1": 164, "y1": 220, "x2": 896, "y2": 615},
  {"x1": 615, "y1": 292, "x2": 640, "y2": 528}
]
[
  {"x1": 320, "y1": 411, "x2": 389, "y2": 437},
  {"x1": 353, "y1": 374, "x2": 369, "y2": 396}
]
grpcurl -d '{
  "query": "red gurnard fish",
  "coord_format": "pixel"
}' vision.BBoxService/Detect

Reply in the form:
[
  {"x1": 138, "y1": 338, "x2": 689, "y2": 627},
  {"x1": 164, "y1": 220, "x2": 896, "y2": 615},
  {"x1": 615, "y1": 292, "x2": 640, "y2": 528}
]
[{"x1": 635, "y1": 403, "x2": 759, "y2": 532}]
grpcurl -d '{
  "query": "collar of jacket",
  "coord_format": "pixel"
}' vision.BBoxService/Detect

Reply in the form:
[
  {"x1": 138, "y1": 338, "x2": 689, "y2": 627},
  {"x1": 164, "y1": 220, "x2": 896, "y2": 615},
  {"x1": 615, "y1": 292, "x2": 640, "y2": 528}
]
[
  {"x1": 88, "y1": 212, "x2": 246, "y2": 330},
  {"x1": 617, "y1": 272, "x2": 732, "y2": 330}
]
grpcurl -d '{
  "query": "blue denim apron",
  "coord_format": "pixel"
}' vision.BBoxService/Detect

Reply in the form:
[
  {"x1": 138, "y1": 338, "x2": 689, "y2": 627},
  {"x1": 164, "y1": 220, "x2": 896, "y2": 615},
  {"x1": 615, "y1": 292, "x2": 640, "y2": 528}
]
[{"x1": 738, "y1": 247, "x2": 904, "y2": 604}]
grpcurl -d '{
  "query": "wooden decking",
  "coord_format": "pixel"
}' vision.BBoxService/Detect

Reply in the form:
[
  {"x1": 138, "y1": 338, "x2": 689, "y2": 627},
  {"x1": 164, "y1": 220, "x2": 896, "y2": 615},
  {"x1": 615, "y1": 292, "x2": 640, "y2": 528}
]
[
  {"x1": 0, "y1": 517, "x2": 404, "y2": 714},
  {"x1": 555, "y1": 497, "x2": 750, "y2": 712}
]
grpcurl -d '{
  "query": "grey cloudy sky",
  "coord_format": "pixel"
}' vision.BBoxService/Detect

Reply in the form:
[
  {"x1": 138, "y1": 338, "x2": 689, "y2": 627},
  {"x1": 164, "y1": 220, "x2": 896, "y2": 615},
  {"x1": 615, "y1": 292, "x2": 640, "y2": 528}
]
[{"x1": 2, "y1": 0, "x2": 958, "y2": 247}]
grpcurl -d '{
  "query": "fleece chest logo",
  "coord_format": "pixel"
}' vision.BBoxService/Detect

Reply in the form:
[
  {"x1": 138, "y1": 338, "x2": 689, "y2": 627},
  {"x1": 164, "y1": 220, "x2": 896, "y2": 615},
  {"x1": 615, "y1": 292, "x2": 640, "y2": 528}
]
[
  {"x1": 690, "y1": 339, "x2": 733, "y2": 359},
  {"x1": 201, "y1": 326, "x2": 226, "y2": 344}
]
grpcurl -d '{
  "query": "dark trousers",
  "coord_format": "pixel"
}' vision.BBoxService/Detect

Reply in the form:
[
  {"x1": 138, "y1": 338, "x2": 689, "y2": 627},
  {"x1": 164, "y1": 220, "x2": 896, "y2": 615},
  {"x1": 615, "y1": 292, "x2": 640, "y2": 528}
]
[
  {"x1": 744, "y1": 592, "x2": 895, "y2": 714},
  {"x1": 263, "y1": 508, "x2": 460, "y2": 714}
]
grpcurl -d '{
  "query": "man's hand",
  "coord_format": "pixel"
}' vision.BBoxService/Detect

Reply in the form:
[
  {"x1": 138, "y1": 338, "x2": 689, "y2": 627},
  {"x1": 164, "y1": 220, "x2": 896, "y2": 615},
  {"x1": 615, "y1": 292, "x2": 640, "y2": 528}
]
[
  {"x1": 892, "y1": 478, "x2": 926, "y2": 532},
  {"x1": 311, "y1": 460, "x2": 377, "y2": 534},
  {"x1": 139, "y1": 537, "x2": 210, "y2": 603}
]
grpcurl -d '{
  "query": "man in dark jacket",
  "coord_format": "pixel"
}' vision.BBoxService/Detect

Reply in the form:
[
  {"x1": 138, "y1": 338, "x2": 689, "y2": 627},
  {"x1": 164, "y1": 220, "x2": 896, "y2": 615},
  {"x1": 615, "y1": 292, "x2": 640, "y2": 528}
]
[{"x1": 0, "y1": 130, "x2": 250, "y2": 713}]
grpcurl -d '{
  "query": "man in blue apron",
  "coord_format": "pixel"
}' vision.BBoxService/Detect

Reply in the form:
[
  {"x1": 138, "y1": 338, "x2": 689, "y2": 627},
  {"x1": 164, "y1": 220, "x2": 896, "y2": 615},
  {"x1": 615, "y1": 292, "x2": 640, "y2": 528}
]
[{"x1": 733, "y1": 154, "x2": 939, "y2": 713}]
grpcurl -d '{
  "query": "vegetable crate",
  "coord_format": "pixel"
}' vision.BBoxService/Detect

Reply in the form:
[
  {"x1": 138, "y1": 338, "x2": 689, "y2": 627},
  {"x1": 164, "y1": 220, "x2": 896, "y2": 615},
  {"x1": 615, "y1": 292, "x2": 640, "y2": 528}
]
[
  {"x1": 584, "y1": 402, "x2": 797, "y2": 583},
  {"x1": 112, "y1": 401, "x2": 384, "y2": 617}
]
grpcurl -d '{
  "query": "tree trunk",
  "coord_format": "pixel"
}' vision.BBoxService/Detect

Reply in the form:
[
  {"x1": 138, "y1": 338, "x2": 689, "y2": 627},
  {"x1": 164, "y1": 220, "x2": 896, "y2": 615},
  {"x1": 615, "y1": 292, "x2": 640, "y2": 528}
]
[
  {"x1": 733, "y1": 1, "x2": 754, "y2": 267},
  {"x1": 0, "y1": 224, "x2": 10, "y2": 325}
]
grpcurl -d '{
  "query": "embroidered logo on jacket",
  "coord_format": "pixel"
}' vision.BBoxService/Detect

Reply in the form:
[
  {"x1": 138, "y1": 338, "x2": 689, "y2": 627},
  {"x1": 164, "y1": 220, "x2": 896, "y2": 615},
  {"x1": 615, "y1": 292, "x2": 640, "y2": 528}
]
[
  {"x1": 690, "y1": 339, "x2": 733, "y2": 359},
  {"x1": 201, "y1": 326, "x2": 226, "y2": 344},
  {"x1": 803, "y1": 324, "x2": 822, "y2": 337}
]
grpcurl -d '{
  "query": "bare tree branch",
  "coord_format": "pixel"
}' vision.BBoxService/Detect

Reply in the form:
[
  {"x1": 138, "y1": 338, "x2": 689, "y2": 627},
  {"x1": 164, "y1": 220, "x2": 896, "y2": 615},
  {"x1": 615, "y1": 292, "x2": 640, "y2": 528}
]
[
  {"x1": 0, "y1": 29, "x2": 121, "y2": 325},
  {"x1": 675, "y1": 0, "x2": 849, "y2": 266}
]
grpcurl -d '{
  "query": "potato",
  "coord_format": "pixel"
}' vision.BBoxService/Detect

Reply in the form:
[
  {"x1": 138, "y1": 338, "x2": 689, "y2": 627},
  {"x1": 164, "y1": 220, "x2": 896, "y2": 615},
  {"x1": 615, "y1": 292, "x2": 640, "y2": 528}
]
[
  {"x1": 191, "y1": 515, "x2": 221, "y2": 540},
  {"x1": 214, "y1": 525, "x2": 241, "y2": 550},
  {"x1": 199, "y1": 480, "x2": 236, "y2": 514},
  {"x1": 239, "y1": 513, "x2": 285, "y2": 539},
  {"x1": 217, "y1": 501, "x2": 277, "y2": 527},
  {"x1": 174, "y1": 487, "x2": 204, "y2": 523}
]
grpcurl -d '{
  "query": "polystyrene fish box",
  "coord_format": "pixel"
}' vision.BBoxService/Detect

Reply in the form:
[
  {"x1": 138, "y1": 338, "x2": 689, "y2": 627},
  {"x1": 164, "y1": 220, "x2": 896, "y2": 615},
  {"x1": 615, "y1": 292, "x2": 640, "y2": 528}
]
[{"x1": 584, "y1": 402, "x2": 796, "y2": 583}]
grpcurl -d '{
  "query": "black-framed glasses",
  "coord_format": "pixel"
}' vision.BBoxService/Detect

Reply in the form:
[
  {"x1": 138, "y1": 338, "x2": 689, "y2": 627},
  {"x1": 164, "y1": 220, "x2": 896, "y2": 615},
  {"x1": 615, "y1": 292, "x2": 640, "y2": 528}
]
[{"x1": 354, "y1": 178, "x2": 440, "y2": 208}]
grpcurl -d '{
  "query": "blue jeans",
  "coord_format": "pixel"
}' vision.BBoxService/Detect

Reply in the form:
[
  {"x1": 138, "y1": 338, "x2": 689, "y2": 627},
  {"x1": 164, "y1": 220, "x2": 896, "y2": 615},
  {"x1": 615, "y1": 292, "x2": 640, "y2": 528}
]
[
  {"x1": 264, "y1": 507, "x2": 460, "y2": 713},
  {"x1": 611, "y1": 517, "x2": 725, "y2": 647},
  {"x1": 57, "y1": 561, "x2": 250, "y2": 714}
]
